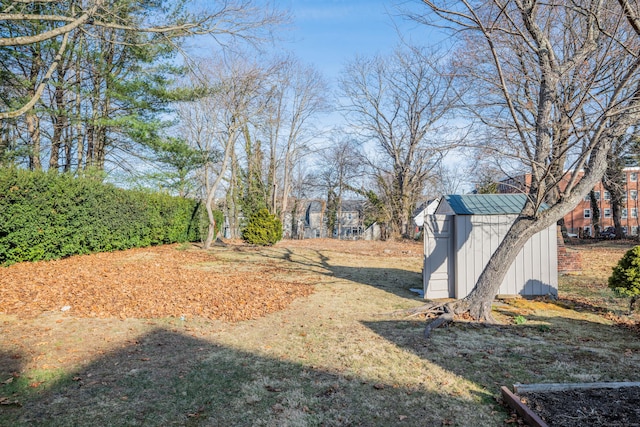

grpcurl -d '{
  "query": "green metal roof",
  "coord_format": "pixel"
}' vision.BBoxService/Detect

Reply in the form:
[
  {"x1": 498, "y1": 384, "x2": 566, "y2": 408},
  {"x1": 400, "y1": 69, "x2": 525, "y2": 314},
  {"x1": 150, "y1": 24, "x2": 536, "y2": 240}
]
[{"x1": 444, "y1": 194, "x2": 545, "y2": 215}]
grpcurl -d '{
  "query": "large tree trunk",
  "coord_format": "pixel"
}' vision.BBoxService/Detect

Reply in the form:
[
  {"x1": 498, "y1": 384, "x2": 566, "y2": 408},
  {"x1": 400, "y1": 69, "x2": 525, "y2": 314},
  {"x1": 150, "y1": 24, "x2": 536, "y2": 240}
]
[
  {"x1": 590, "y1": 190, "x2": 601, "y2": 237},
  {"x1": 25, "y1": 111, "x2": 41, "y2": 170},
  {"x1": 203, "y1": 132, "x2": 235, "y2": 250},
  {"x1": 280, "y1": 144, "x2": 292, "y2": 225},
  {"x1": 451, "y1": 217, "x2": 540, "y2": 321},
  {"x1": 49, "y1": 81, "x2": 67, "y2": 171},
  {"x1": 603, "y1": 146, "x2": 627, "y2": 238},
  {"x1": 204, "y1": 204, "x2": 217, "y2": 249},
  {"x1": 75, "y1": 71, "x2": 84, "y2": 171}
]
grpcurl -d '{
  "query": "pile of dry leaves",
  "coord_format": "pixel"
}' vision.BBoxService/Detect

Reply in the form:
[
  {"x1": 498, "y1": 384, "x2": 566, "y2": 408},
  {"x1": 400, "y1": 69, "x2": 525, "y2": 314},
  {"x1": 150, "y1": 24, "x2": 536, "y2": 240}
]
[{"x1": 0, "y1": 244, "x2": 313, "y2": 322}]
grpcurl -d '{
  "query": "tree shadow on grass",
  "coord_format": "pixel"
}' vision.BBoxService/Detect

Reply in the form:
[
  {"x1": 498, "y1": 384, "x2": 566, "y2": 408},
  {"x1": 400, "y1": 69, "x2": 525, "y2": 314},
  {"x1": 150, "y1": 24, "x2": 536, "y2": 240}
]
[
  {"x1": 256, "y1": 247, "x2": 424, "y2": 300},
  {"x1": 2, "y1": 327, "x2": 503, "y2": 426},
  {"x1": 361, "y1": 314, "x2": 640, "y2": 401},
  {"x1": 550, "y1": 296, "x2": 625, "y2": 317}
]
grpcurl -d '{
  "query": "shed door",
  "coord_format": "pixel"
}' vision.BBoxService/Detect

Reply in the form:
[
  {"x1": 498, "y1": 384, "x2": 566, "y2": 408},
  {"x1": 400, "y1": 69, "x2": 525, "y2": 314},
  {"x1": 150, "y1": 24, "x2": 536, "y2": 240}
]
[{"x1": 423, "y1": 215, "x2": 454, "y2": 298}]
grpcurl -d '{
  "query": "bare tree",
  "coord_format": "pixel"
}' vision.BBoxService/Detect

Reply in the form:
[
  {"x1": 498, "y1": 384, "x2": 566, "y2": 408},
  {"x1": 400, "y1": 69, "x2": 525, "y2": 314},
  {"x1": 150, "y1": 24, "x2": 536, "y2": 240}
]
[
  {"x1": 339, "y1": 45, "x2": 459, "y2": 237},
  {"x1": 176, "y1": 59, "x2": 265, "y2": 249},
  {"x1": 259, "y1": 56, "x2": 329, "y2": 222},
  {"x1": 314, "y1": 133, "x2": 362, "y2": 238},
  {"x1": 433, "y1": 163, "x2": 466, "y2": 196},
  {"x1": 410, "y1": 0, "x2": 640, "y2": 325}
]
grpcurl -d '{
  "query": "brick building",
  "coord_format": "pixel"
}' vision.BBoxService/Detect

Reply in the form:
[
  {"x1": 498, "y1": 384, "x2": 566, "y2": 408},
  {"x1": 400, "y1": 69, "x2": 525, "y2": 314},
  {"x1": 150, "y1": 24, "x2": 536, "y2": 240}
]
[{"x1": 497, "y1": 167, "x2": 640, "y2": 237}]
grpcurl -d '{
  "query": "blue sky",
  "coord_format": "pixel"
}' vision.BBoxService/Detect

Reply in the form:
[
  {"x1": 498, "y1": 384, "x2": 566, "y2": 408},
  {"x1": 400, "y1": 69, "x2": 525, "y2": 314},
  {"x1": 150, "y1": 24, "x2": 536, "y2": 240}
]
[
  {"x1": 282, "y1": 1, "x2": 428, "y2": 84},
  {"x1": 278, "y1": 1, "x2": 471, "y2": 191},
  {"x1": 274, "y1": 0, "x2": 433, "y2": 134}
]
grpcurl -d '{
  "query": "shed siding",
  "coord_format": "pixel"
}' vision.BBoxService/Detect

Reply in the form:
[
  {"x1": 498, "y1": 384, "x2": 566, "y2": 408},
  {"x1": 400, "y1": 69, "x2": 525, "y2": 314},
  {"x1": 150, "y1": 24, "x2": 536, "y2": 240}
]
[{"x1": 452, "y1": 214, "x2": 558, "y2": 298}]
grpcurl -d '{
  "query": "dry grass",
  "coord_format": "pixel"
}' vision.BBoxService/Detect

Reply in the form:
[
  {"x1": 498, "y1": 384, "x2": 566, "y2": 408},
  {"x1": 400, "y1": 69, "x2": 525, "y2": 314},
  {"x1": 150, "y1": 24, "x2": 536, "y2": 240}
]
[{"x1": 1, "y1": 239, "x2": 639, "y2": 426}]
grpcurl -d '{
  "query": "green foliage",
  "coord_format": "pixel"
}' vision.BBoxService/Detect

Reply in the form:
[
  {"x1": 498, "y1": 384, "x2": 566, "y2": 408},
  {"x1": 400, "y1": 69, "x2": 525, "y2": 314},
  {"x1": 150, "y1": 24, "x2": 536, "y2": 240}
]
[
  {"x1": 0, "y1": 168, "x2": 213, "y2": 265},
  {"x1": 474, "y1": 169, "x2": 501, "y2": 194},
  {"x1": 513, "y1": 315, "x2": 527, "y2": 325},
  {"x1": 143, "y1": 137, "x2": 211, "y2": 196},
  {"x1": 0, "y1": 0, "x2": 201, "y2": 171},
  {"x1": 239, "y1": 131, "x2": 268, "y2": 220},
  {"x1": 344, "y1": 184, "x2": 386, "y2": 228},
  {"x1": 609, "y1": 246, "x2": 640, "y2": 310},
  {"x1": 476, "y1": 180, "x2": 498, "y2": 194},
  {"x1": 241, "y1": 209, "x2": 283, "y2": 246},
  {"x1": 326, "y1": 189, "x2": 339, "y2": 236}
]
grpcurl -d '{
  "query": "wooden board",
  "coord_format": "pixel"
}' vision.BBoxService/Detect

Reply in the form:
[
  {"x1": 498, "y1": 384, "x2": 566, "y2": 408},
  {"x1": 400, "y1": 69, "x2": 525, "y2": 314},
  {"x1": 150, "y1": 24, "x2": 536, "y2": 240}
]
[
  {"x1": 514, "y1": 381, "x2": 640, "y2": 394},
  {"x1": 501, "y1": 386, "x2": 549, "y2": 427}
]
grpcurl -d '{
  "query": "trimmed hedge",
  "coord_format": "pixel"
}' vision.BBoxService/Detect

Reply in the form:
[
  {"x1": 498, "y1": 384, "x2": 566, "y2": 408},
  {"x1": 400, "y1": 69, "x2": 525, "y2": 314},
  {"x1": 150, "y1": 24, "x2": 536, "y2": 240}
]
[{"x1": 0, "y1": 168, "x2": 212, "y2": 265}]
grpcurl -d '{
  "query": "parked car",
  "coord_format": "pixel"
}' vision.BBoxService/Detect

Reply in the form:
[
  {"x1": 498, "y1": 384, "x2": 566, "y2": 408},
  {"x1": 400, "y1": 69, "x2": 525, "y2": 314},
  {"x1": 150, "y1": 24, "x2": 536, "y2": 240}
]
[{"x1": 600, "y1": 226, "x2": 623, "y2": 239}]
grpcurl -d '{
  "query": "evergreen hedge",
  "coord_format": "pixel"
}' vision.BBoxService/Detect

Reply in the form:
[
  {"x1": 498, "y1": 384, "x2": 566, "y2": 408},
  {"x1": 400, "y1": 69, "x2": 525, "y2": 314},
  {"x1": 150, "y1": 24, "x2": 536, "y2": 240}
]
[
  {"x1": 241, "y1": 208, "x2": 283, "y2": 246},
  {"x1": 0, "y1": 168, "x2": 210, "y2": 265}
]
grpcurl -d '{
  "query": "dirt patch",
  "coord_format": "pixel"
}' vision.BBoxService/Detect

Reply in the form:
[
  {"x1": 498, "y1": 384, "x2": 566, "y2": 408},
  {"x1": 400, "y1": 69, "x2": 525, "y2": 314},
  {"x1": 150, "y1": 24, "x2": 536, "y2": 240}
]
[
  {"x1": 0, "y1": 243, "x2": 313, "y2": 322},
  {"x1": 520, "y1": 387, "x2": 640, "y2": 426}
]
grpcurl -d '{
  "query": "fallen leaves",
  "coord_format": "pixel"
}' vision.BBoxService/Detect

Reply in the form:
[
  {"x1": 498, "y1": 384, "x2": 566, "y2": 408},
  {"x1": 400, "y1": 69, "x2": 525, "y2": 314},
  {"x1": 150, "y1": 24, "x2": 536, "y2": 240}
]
[{"x1": 0, "y1": 244, "x2": 313, "y2": 322}]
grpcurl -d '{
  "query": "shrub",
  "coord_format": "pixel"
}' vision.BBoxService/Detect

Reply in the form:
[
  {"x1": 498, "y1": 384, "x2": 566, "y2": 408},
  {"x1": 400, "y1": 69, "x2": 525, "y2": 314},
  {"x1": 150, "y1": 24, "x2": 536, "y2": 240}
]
[
  {"x1": 241, "y1": 209, "x2": 282, "y2": 246},
  {"x1": 608, "y1": 245, "x2": 640, "y2": 312},
  {"x1": 0, "y1": 168, "x2": 214, "y2": 265}
]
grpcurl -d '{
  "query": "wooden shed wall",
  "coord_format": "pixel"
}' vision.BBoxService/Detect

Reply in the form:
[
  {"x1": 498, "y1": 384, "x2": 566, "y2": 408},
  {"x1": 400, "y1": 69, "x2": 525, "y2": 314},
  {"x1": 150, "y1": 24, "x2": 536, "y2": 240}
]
[{"x1": 453, "y1": 214, "x2": 558, "y2": 298}]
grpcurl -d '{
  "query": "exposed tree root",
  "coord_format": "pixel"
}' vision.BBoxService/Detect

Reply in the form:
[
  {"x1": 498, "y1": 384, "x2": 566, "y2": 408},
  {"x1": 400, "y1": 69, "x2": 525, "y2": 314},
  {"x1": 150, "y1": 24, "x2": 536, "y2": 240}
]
[
  {"x1": 421, "y1": 300, "x2": 499, "y2": 338},
  {"x1": 386, "y1": 298, "x2": 500, "y2": 338},
  {"x1": 385, "y1": 301, "x2": 446, "y2": 318},
  {"x1": 423, "y1": 311, "x2": 454, "y2": 338}
]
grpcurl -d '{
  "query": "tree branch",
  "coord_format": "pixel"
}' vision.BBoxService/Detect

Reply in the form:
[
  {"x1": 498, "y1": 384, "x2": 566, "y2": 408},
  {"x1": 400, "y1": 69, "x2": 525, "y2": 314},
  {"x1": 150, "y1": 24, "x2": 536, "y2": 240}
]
[
  {"x1": 0, "y1": 31, "x2": 69, "y2": 119},
  {"x1": 0, "y1": 2, "x2": 100, "y2": 47}
]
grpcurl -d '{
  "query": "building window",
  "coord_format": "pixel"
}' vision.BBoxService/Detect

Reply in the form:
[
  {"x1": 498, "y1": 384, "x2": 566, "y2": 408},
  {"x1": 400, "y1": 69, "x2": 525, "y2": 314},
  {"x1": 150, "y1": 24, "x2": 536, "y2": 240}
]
[
  {"x1": 584, "y1": 194, "x2": 590, "y2": 201},
  {"x1": 633, "y1": 226, "x2": 639, "y2": 236},
  {"x1": 347, "y1": 213, "x2": 352, "y2": 220},
  {"x1": 584, "y1": 209, "x2": 591, "y2": 218},
  {"x1": 584, "y1": 226, "x2": 592, "y2": 237},
  {"x1": 604, "y1": 191, "x2": 611, "y2": 201},
  {"x1": 631, "y1": 172, "x2": 638, "y2": 182},
  {"x1": 623, "y1": 227, "x2": 628, "y2": 234},
  {"x1": 623, "y1": 208, "x2": 628, "y2": 219},
  {"x1": 632, "y1": 208, "x2": 638, "y2": 218},
  {"x1": 593, "y1": 191, "x2": 601, "y2": 200},
  {"x1": 604, "y1": 208, "x2": 612, "y2": 218},
  {"x1": 631, "y1": 190, "x2": 638, "y2": 201}
]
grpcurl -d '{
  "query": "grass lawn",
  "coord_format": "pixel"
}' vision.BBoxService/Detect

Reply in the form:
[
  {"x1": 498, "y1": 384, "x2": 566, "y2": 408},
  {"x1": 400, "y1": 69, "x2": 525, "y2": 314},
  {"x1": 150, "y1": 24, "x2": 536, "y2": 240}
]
[{"x1": 1, "y1": 239, "x2": 639, "y2": 426}]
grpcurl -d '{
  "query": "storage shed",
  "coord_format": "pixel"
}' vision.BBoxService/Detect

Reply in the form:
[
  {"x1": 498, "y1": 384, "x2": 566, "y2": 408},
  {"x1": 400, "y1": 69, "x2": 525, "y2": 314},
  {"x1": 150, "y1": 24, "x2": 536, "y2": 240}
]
[{"x1": 423, "y1": 194, "x2": 558, "y2": 300}]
